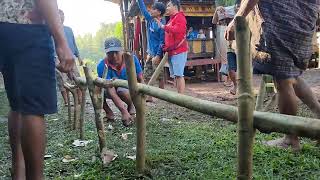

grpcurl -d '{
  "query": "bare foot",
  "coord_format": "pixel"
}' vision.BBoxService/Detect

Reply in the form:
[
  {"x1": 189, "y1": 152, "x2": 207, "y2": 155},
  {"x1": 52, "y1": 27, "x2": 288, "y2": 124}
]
[
  {"x1": 224, "y1": 81, "x2": 233, "y2": 87},
  {"x1": 127, "y1": 104, "x2": 136, "y2": 115},
  {"x1": 103, "y1": 113, "x2": 115, "y2": 123},
  {"x1": 263, "y1": 137, "x2": 301, "y2": 152},
  {"x1": 229, "y1": 86, "x2": 237, "y2": 95}
]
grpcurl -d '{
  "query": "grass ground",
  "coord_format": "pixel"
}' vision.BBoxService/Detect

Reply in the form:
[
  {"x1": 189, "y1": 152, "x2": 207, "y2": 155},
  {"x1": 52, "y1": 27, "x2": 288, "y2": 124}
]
[{"x1": 0, "y1": 89, "x2": 320, "y2": 179}]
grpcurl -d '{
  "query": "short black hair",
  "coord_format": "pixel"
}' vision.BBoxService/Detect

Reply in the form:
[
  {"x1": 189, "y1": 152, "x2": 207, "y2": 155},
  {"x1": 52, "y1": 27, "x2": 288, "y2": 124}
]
[
  {"x1": 169, "y1": 0, "x2": 181, "y2": 11},
  {"x1": 152, "y1": 2, "x2": 166, "y2": 16}
]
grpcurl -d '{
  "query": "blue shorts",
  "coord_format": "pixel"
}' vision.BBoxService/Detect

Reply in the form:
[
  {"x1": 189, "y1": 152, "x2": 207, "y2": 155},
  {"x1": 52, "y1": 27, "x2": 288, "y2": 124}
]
[
  {"x1": 168, "y1": 52, "x2": 187, "y2": 77},
  {"x1": 0, "y1": 22, "x2": 57, "y2": 115},
  {"x1": 227, "y1": 52, "x2": 237, "y2": 71}
]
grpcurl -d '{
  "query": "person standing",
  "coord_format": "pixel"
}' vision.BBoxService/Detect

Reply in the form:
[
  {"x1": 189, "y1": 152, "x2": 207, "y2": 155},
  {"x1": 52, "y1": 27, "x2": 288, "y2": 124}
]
[
  {"x1": 0, "y1": 0, "x2": 74, "y2": 179},
  {"x1": 56, "y1": 9, "x2": 83, "y2": 106},
  {"x1": 156, "y1": 0, "x2": 188, "y2": 94},
  {"x1": 225, "y1": 0, "x2": 320, "y2": 150},
  {"x1": 137, "y1": 0, "x2": 166, "y2": 102}
]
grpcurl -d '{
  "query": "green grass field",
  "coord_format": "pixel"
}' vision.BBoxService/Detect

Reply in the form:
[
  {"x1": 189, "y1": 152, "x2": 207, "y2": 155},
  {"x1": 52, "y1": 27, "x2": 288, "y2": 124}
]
[{"x1": 0, "y1": 92, "x2": 319, "y2": 179}]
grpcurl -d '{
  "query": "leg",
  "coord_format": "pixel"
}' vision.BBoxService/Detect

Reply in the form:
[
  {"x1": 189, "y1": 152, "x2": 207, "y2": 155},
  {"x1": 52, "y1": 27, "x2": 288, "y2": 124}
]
[
  {"x1": 76, "y1": 88, "x2": 82, "y2": 105},
  {"x1": 103, "y1": 92, "x2": 115, "y2": 120},
  {"x1": 61, "y1": 90, "x2": 68, "y2": 105},
  {"x1": 293, "y1": 77, "x2": 320, "y2": 118},
  {"x1": 176, "y1": 76, "x2": 185, "y2": 94},
  {"x1": 265, "y1": 78, "x2": 300, "y2": 150},
  {"x1": 8, "y1": 111, "x2": 25, "y2": 180},
  {"x1": 158, "y1": 78, "x2": 165, "y2": 89},
  {"x1": 117, "y1": 89, "x2": 135, "y2": 115},
  {"x1": 229, "y1": 70, "x2": 237, "y2": 95},
  {"x1": 20, "y1": 114, "x2": 46, "y2": 180}
]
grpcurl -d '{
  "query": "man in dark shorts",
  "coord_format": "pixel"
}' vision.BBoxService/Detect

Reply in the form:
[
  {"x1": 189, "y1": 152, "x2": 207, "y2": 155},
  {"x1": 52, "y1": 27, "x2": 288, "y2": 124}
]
[
  {"x1": 97, "y1": 38, "x2": 144, "y2": 127},
  {"x1": 0, "y1": 0, "x2": 74, "y2": 179},
  {"x1": 225, "y1": 0, "x2": 320, "y2": 150}
]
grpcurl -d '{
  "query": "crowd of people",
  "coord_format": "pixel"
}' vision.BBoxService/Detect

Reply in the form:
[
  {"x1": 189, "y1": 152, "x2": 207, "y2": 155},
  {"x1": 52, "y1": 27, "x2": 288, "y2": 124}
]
[{"x1": 0, "y1": 0, "x2": 319, "y2": 179}]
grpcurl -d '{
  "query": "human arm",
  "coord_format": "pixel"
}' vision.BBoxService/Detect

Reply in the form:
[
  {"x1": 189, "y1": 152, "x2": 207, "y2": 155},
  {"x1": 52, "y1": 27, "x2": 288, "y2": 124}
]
[
  {"x1": 157, "y1": 16, "x2": 187, "y2": 34},
  {"x1": 106, "y1": 87, "x2": 132, "y2": 120},
  {"x1": 224, "y1": 0, "x2": 259, "y2": 40},
  {"x1": 137, "y1": 0, "x2": 152, "y2": 21},
  {"x1": 35, "y1": 0, "x2": 74, "y2": 72},
  {"x1": 156, "y1": 19, "x2": 165, "y2": 57}
]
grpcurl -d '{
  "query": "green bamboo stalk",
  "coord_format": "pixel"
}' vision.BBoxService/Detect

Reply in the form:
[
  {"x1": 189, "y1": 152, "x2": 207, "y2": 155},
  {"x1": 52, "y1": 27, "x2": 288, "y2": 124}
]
[
  {"x1": 123, "y1": 52, "x2": 146, "y2": 175},
  {"x1": 92, "y1": 78, "x2": 320, "y2": 139},
  {"x1": 235, "y1": 16, "x2": 255, "y2": 180},
  {"x1": 83, "y1": 65, "x2": 107, "y2": 153}
]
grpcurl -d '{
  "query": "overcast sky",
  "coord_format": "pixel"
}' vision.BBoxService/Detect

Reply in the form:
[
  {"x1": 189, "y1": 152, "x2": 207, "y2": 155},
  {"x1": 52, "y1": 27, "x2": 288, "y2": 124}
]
[{"x1": 57, "y1": 0, "x2": 122, "y2": 36}]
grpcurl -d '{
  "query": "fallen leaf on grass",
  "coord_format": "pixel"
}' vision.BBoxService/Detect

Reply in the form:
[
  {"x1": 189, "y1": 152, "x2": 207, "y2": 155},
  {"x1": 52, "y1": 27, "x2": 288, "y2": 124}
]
[
  {"x1": 62, "y1": 155, "x2": 77, "y2": 163},
  {"x1": 107, "y1": 124, "x2": 114, "y2": 131},
  {"x1": 132, "y1": 146, "x2": 136, "y2": 151},
  {"x1": 74, "y1": 174, "x2": 82, "y2": 178},
  {"x1": 57, "y1": 143, "x2": 64, "y2": 147},
  {"x1": 72, "y1": 139, "x2": 92, "y2": 147},
  {"x1": 160, "y1": 118, "x2": 173, "y2": 123},
  {"x1": 101, "y1": 148, "x2": 118, "y2": 166},
  {"x1": 121, "y1": 132, "x2": 133, "y2": 140},
  {"x1": 126, "y1": 155, "x2": 136, "y2": 160},
  {"x1": 44, "y1": 155, "x2": 52, "y2": 159},
  {"x1": 49, "y1": 118, "x2": 59, "y2": 121}
]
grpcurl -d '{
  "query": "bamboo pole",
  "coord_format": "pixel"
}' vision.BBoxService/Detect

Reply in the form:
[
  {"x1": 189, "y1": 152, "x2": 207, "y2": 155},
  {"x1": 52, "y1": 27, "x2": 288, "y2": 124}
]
[
  {"x1": 93, "y1": 78, "x2": 320, "y2": 139},
  {"x1": 148, "y1": 53, "x2": 168, "y2": 86},
  {"x1": 255, "y1": 75, "x2": 266, "y2": 111},
  {"x1": 66, "y1": 91, "x2": 72, "y2": 129},
  {"x1": 74, "y1": 77, "x2": 88, "y2": 140},
  {"x1": 83, "y1": 65, "x2": 110, "y2": 164},
  {"x1": 64, "y1": 83, "x2": 79, "y2": 130},
  {"x1": 235, "y1": 16, "x2": 255, "y2": 180},
  {"x1": 123, "y1": 52, "x2": 146, "y2": 174},
  {"x1": 120, "y1": 0, "x2": 128, "y2": 50}
]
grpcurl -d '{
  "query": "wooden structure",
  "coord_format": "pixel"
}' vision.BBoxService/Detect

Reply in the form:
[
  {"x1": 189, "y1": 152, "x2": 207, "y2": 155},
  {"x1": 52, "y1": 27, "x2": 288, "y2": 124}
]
[{"x1": 106, "y1": 0, "x2": 221, "y2": 81}]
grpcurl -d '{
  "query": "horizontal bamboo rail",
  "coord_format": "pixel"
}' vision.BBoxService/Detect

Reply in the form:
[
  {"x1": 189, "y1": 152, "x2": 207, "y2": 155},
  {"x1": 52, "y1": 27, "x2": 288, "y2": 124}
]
[{"x1": 93, "y1": 78, "x2": 320, "y2": 139}]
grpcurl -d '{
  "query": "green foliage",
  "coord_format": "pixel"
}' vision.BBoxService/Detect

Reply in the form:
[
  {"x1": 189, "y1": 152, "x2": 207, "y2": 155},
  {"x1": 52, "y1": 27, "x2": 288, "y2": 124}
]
[
  {"x1": 1, "y1": 99, "x2": 319, "y2": 179},
  {"x1": 76, "y1": 22, "x2": 123, "y2": 64},
  {"x1": 215, "y1": 0, "x2": 236, "y2": 6}
]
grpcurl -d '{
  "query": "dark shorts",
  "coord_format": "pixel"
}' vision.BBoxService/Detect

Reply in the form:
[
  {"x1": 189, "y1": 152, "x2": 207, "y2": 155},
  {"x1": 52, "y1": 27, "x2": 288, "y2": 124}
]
[
  {"x1": 0, "y1": 22, "x2": 57, "y2": 115},
  {"x1": 227, "y1": 52, "x2": 237, "y2": 71},
  {"x1": 104, "y1": 87, "x2": 129, "y2": 99}
]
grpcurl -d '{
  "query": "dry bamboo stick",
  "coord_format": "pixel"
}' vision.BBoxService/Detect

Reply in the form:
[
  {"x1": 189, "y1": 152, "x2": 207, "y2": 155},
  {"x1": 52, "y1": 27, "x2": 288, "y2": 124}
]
[
  {"x1": 83, "y1": 65, "x2": 109, "y2": 163},
  {"x1": 235, "y1": 16, "x2": 255, "y2": 180},
  {"x1": 74, "y1": 77, "x2": 87, "y2": 139},
  {"x1": 96, "y1": 79, "x2": 320, "y2": 139},
  {"x1": 148, "y1": 53, "x2": 168, "y2": 86},
  {"x1": 66, "y1": 91, "x2": 72, "y2": 129},
  {"x1": 123, "y1": 52, "x2": 146, "y2": 174},
  {"x1": 255, "y1": 75, "x2": 266, "y2": 111},
  {"x1": 64, "y1": 83, "x2": 79, "y2": 130}
]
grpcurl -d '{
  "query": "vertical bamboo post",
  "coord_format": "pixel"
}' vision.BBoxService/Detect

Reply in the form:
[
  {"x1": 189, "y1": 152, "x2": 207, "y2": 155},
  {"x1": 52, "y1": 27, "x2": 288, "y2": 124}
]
[
  {"x1": 235, "y1": 16, "x2": 255, "y2": 180},
  {"x1": 74, "y1": 77, "x2": 88, "y2": 140},
  {"x1": 66, "y1": 91, "x2": 72, "y2": 129},
  {"x1": 83, "y1": 66, "x2": 107, "y2": 153},
  {"x1": 120, "y1": 0, "x2": 128, "y2": 49},
  {"x1": 71, "y1": 89, "x2": 79, "y2": 130},
  {"x1": 79, "y1": 86, "x2": 87, "y2": 140},
  {"x1": 123, "y1": 52, "x2": 146, "y2": 174},
  {"x1": 255, "y1": 75, "x2": 267, "y2": 111}
]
